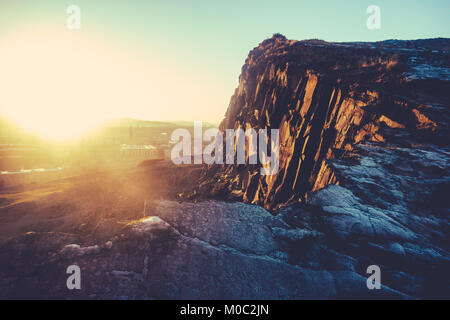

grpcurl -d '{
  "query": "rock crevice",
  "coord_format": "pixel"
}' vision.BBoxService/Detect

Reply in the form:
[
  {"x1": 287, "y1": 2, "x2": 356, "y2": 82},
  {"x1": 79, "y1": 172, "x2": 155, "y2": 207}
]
[{"x1": 196, "y1": 35, "x2": 449, "y2": 210}]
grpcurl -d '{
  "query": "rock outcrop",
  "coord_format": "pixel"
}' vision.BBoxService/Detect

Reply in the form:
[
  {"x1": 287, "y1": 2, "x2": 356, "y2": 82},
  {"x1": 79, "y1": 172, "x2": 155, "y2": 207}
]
[
  {"x1": 1, "y1": 195, "x2": 447, "y2": 299},
  {"x1": 0, "y1": 201, "x2": 411, "y2": 299},
  {"x1": 0, "y1": 36, "x2": 448, "y2": 300},
  {"x1": 196, "y1": 34, "x2": 450, "y2": 210}
]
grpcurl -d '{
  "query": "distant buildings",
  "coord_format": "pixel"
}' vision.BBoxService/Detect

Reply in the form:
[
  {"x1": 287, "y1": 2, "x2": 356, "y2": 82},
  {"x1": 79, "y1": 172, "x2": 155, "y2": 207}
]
[
  {"x1": 0, "y1": 167, "x2": 63, "y2": 189},
  {"x1": 119, "y1": 144, "x2": 162, "y2": 160}
]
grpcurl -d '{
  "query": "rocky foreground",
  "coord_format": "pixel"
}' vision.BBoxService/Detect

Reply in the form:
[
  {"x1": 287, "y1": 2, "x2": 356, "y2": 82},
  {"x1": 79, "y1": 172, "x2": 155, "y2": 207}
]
[
  {"x1": 0, "y1": 190, "x2": 447, "y2": 299},
  {"x1": 0, "y1": 36, "x2": 449, "y2": 299}
]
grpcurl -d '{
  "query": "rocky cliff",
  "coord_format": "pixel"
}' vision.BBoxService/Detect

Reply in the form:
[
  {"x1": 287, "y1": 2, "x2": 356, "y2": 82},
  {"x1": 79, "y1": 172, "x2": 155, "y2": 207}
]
[
  {"x1": 0, "y1": 35, "x2": 448, "y2": 300},
  {"x1": 196, "y1": 34, "x2": 450, "y2": 210}
]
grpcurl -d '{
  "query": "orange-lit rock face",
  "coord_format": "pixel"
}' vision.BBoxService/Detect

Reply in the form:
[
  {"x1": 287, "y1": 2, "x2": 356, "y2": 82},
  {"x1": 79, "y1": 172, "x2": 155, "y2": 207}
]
[{"x1": 197, "y1": 35, "x2": 448, "y2": 210}]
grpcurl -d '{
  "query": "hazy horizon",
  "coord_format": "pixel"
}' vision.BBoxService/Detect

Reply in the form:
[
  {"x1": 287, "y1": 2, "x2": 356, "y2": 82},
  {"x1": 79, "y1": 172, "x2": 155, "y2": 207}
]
[{"x1": 0, "y1": 0, "x2": 449, "y2": 139}]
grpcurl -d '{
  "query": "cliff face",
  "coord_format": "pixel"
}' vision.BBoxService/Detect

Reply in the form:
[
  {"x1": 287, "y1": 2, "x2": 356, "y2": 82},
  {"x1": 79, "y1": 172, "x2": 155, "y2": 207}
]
[
  {"x1": 197, "y1": 35, "x2": 450, "y2": 210},
  {"x1": 0, "y1": 36, "x2": 448, "y2": 300}
]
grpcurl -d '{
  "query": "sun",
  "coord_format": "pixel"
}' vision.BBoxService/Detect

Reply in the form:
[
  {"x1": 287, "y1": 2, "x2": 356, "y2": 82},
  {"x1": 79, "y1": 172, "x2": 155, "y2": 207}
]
[
  {"x1": 9, "y1": 115, "x2": 109, "y2": 141},
  {"x1": 0, "y1": 26, "x2": 159, "y2": 141},
  {"x1": 0, "y1": 25, "x2": 228, "y2": 140}
]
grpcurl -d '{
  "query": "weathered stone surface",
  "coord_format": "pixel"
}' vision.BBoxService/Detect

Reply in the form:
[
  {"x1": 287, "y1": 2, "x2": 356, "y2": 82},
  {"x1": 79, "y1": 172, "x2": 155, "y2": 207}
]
[
  {"x1": 194, "y1": 35, "x2": 450, "y2": 211},
  {"x1": 0, "y1": 200, "x2": 411, "y2": 299},
  {"x1": 0, "y1": 36, "x2": 448, "y2": 300}
]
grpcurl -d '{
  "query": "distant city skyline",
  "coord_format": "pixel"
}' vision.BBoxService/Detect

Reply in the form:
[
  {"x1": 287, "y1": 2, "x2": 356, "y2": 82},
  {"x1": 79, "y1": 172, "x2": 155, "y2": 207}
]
[{"x1": 0, "y1": 0, "x2": 448, "y2": 139}]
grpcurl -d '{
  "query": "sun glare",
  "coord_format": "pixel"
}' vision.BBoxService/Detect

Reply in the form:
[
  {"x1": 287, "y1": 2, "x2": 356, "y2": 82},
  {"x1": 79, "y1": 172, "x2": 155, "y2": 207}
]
[
  {"x1": 0, "y1": 26, "x2": 163, "y2": 140},
  {"x1": 0, "y1": 25, "x2": 229, "y2": 141}
]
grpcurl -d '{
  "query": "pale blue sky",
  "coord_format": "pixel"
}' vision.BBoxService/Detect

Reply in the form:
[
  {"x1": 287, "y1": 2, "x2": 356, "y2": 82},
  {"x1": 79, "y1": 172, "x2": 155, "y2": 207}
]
[{"x1": 0, "y1": 0, "x2": 449, "y2": 126}]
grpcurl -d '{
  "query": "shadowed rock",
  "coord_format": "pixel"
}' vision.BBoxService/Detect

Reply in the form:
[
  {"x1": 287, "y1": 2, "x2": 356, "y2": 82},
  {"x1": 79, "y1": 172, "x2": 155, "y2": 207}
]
[
  {"x1": 195, "y1": 35, "x2": 450, "y2": 211},
  {"x1": 0, "y1": 36, "x2": 448, "y2": 300}
]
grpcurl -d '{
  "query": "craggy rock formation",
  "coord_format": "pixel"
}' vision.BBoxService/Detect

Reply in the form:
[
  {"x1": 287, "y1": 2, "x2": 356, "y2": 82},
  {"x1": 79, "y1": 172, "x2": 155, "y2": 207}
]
[
  {"x1": 0, "y1": 195, "x2": 447, "y2": 299},
  {"x1": 0, "y1": 36, "x2": 448, "y2": 300},
  {"x1": 0, "y1": 201, "x2": 410, "y2": 299},
  {"x1": 196, "y1": 34, "x2": 450, "y2": 210}
]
